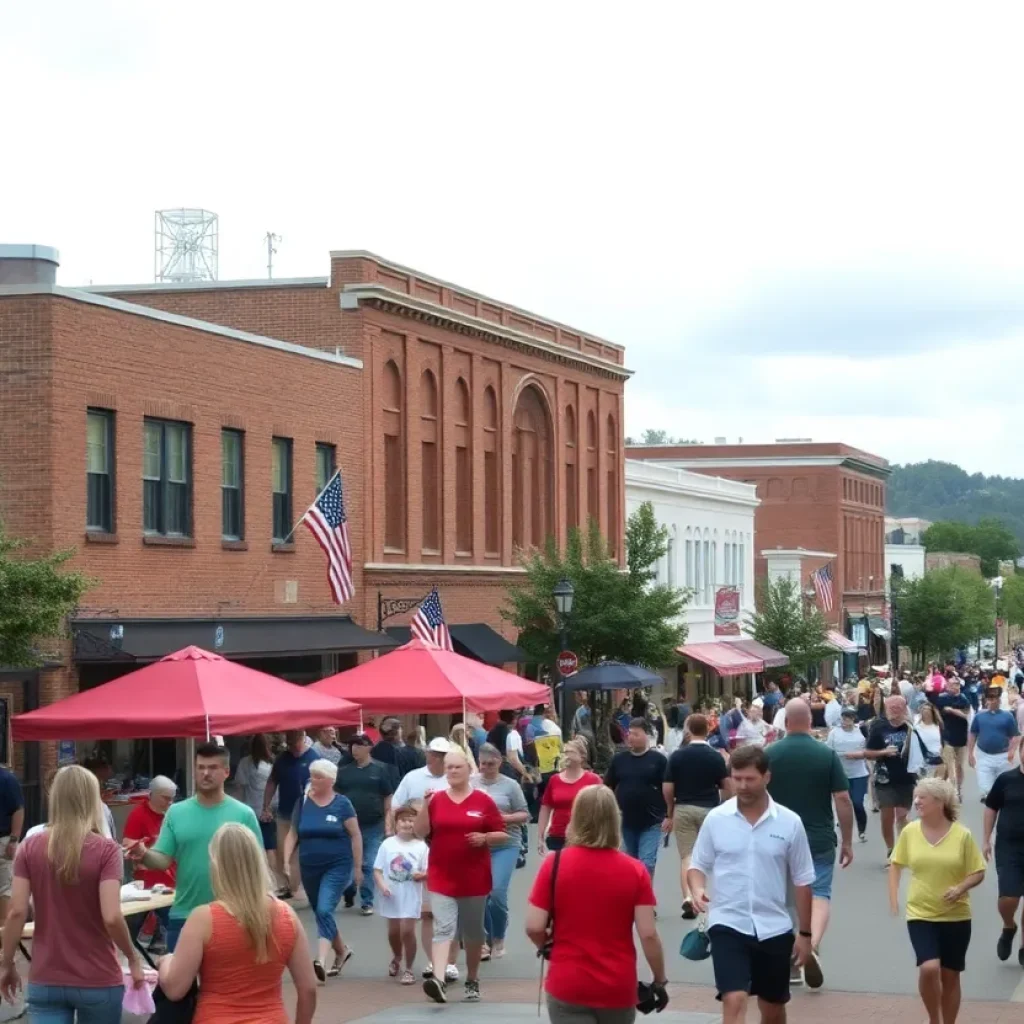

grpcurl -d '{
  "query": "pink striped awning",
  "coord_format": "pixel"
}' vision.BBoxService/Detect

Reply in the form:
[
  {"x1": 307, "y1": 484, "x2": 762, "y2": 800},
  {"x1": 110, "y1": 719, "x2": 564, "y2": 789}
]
[
  {"x1": 677, "y1": 642, "x2": 763, "y2": 676},
  {"x1": 725, "y1": 639, "x2": 790, "y2": 669},
  {"x1": 826, "y1": 630, "x2": 860, "y2": 654}
]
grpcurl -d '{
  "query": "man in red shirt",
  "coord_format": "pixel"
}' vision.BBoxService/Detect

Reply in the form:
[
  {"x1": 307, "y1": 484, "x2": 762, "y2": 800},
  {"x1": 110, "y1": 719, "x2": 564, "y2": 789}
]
[{"x1": 122, "y1": 775, "x2": 176, "y2": 951}]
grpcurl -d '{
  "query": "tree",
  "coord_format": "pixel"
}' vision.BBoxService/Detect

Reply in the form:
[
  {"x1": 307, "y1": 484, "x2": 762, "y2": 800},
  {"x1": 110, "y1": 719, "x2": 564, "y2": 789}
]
[
  {"x1": 892, "y1": 567, "x2": 994, "y2": 664},
  {"x1": 623, "y1": 429, "x2": 701, "y2": 446},
  {"x1": 921, "y1": 518, "x2": 1020, "y2": 577},
  {"x1": 999, "y1": 572, "x2": 1024, "y2": 630},
  {"x1": 745, "y1": 577, "x2": 833, "y2": 677},
  {"x1": 0, "y1": 522, "x2": 92, "y2": 667}
]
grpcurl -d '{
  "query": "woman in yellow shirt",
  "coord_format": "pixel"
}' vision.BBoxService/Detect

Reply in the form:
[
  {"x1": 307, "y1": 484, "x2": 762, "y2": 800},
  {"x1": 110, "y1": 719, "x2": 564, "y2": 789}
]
[{"x1": 889, "y1": 778, "x2": 985, "y2": 1024}]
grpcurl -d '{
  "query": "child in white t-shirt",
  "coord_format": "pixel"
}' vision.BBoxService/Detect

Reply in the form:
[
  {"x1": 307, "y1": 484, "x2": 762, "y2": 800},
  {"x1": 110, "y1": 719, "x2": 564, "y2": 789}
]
[{"x1": 373, "y1": 804, "x2": 428, "y2": 985}]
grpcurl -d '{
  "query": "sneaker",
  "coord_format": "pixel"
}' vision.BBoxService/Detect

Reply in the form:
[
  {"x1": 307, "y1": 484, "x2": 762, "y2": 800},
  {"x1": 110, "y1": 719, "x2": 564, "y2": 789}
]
[
  {"x1": 491, "y1": 939, "x2": 505, "y2": 959},
  {"x1": 789, "y1": 966, "x2": 803, "y2": 986},
  {"x1": 998, "y1": 927, "x2": 1017, "y2": 961},
  {"x1": 681, "y1": 899, "x2": 697, "y2": 920},
  {"x1": 445, "y1": 964, "x2": 460, "y2": 983},
  {"x1": 463, "y1": 979, "x2": 481, "y2": 1002},
  {"x1": 360, "y1": 906, "x2": 374, "y2": 917},
  {"x1": 479, "y1": 945, "x2": 491, "y2": 962},
  {"x1": 858, "y1": 833, "x2": 867, "y2": 844},
  {"x1": 327, "y1": 948, "x2": 353, "y2": 977},
  {"x1": 803, "y1": 949, "x2": 824, "y2": 990},
  {"x1": 401, "y1": 970, "x2": 416, "y2": 985},
  {"x1": 313, "y1": 960, "x2": 326, "y2": 984},
  {"x1": 423, "y1": 974, "x2": 447, "y2": 1004},
  {"x1": 276, "y1": 887, "x2": 293, "y2": 900},
  {"x1": 422, "y1": 963, "x2": 433, "y2": 979}
]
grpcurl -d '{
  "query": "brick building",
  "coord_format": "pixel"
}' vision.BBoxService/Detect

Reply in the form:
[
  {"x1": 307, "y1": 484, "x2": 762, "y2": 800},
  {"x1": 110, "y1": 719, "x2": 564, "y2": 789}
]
[
  {"x1": 0, "y1": 245, "x2": 629, "y2": 808},
  {"x1": 625, "y1": 440, "x2": 892, "y2": 664}
]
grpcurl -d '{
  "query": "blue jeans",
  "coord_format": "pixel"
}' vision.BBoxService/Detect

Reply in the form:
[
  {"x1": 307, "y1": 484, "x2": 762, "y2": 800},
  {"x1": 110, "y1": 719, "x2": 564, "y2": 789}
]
[
  {"x1": 302, "y1": 859, "x2": 352, "y2": 941},
  {"x1": 812, "y1": 853, "x2": 836, "y2": 900},
  {"x1": 26, "y1": 984, "x2": 123, "y2": 1024},
  {"x1": 622, "y1": 824, "x2": 662, "y2": 879},
  {"x1": 343, "y1": 821, "x2": 384, "y2": 909},
  {"x1": 484, "y1": 843, "x2": 520, "y2": 943},
  {"x1": 848, "y1": 774, "x2": 868, "y2": 835}
]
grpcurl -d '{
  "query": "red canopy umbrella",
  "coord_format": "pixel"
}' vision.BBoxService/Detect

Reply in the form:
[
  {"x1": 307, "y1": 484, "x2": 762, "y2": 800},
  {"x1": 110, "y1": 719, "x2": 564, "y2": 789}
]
[
  {"x1": 12, "y1": 645, "x2": 361, "y2": 741},
  {"x1": 310, "y1": 638, "x2": 550, "y2": 714}
]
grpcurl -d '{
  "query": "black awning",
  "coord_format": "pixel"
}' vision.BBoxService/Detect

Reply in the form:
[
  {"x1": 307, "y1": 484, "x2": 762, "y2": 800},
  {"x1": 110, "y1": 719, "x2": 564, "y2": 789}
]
[
  {"x1": 384, "y1": 623, "x2": 529, "y2": 665},
  {"x1": 71, "y1": 616, "x2": 396, "y2": 663}
]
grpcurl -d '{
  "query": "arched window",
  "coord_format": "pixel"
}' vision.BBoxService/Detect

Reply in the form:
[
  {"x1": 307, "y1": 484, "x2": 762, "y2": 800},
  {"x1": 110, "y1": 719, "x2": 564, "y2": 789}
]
[
  {"x1": 667, "y1": 526, "x2": 677, "y2": 587},
  {"x1": 586, "y1": 410, "x2": 598, "y2": 525},
  {"x1": 512, "y1": 384, "x2": 554, "y2": 549},
  {"x1": 565, "y1": 406, "x2": 578, "y2": 538},
  {"x1": 703, "y1": 529, "x2": 712, "y2": 604},
  {"x1": 694, "y1": 528, "x2": 703, "y2": 604},
  {"x1": 454, "y1": 377, "x2": 472, "y2": 553},
  {"x1": 606, "y1": 414, "x2": 618, "y2": 557},
  {"x1": 482, "y1": 386, "x2": 500, "y2": 555},
  {"x1": 420, "y1": 370, "x2": 440, "y2": 552},
  {"x1": 382, "y1": 360, "x2": 404, "y2": 550}
]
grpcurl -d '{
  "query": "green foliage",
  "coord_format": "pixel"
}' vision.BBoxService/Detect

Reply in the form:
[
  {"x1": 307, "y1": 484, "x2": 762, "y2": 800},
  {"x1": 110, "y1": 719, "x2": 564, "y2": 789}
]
[
  {"x1": 624, "y1": 429, "x2": 700, "y2": 446},
  {"x1": 0, "y1": 522, "x2": 92, "y2": 667},
  {"x1": 892, "y1": 566, "x2": 994, "y2": 662},
  {"x1": 999, "y1": 573, "x2": 1024, "y2": 629},
  {"x1": 889, "y1": 460, "x2": 1024, "y2": 552},
  {"x1": 920, "y1": 518, "x2": 1020, "y2": 577},
  {"x1": 745, "y1": 576, "x2": 833, "y2": 676}
]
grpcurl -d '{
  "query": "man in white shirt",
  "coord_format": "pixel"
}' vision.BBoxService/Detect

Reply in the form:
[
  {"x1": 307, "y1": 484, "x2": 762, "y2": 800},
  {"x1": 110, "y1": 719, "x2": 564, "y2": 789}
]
[
  {"x1": 688, "y1": 744, "x2": 815, "y2": 1024},
  {"x1": 392, "y1": 738, "x2": 452, "y2": 809}
]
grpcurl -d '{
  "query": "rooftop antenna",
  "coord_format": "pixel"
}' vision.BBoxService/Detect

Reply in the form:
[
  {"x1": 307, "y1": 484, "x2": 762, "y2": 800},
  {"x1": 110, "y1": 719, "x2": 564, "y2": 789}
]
[
  {"x1": 154, "y1": 209, "x2": 218, "y2": 283},
  {"x1": 265, "y1": 232, "x2": 281, "y2": 279}
]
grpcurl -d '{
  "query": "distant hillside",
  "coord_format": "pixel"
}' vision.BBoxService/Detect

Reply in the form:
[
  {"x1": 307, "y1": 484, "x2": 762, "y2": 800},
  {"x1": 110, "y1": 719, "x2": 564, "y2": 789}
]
[{"x1": 888, "y1": 461, "x2": 1024, "y2": 544}]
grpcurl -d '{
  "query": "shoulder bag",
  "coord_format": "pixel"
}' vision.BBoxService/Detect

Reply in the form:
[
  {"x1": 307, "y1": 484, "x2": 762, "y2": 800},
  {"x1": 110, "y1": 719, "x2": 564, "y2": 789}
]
[
  {"x1": 913, "y1": 728, "x2": 944, "y2": 777},
  {"x1": 538, "y1": 848, "x2": 562, "y2": 962}
]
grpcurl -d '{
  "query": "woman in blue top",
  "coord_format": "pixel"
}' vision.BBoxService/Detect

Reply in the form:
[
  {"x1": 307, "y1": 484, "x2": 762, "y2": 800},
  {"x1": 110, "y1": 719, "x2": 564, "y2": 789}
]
[{"x1": 284, "y1": 758, "x2": 362, "y2": 983}]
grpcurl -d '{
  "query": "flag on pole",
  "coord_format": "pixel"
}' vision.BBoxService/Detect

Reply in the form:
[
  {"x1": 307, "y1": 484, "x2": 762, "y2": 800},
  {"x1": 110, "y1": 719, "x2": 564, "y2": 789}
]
[
  {"x1": 410, "y1": 588, "x2": 454, "y2": 651},
  {"x1": 302, "y1": 471, "x2": 354, "y2": 604},
  {"x1": 811, "y1": 562, "x2": 834, "y2": 613}
]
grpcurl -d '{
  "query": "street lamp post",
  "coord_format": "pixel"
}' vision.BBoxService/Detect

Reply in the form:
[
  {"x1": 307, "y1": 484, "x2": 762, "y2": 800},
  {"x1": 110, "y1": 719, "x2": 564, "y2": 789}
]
[{"x1": 553, "y1": 577, "x2": 575, "y2": 736}]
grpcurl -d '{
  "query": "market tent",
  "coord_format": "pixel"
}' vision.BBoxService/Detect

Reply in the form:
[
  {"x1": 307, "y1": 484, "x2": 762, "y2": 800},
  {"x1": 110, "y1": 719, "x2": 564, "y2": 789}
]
[
  {"x1": 310, "y1": 638, "x2": 550, "y2": 713},
  {"x1": 725, "y1": 638, "x2": 790, "y2": 669},
  {"x1": 12, "y1": 645, "x2": 361, "y2": 741},
  {"x1": 677, "y1": 642, "x2": 763, "y2": 676},
  {"x1": 562, "y1": 662, "x2": 663, "y2": 691}
]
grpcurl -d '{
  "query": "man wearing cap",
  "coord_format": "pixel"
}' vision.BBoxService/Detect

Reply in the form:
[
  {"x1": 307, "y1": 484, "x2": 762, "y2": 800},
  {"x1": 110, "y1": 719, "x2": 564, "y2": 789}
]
[
  {"x1": 335, "y1": 734, "x2": 394, "y2": 915},
  {"x1": 393, "y1": 738, "x2": 453, "y2": 807},
  {"x1": 970, "y1": 688, "x2": 1021, "y2": 800}
]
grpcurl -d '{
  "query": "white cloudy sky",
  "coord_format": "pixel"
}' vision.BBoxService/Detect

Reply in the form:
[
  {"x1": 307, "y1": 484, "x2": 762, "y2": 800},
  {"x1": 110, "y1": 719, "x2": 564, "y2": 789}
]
[{"x1": 4, "y1": 2, "x2": 1024, "y2": 475}]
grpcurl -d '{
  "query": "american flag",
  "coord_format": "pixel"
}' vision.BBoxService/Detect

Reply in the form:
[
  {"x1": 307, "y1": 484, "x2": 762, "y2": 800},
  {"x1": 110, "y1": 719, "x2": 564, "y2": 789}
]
[
  {"x1": 811, "y1": 562, "x2": 834, "y2": 613},
  {"x1": 410, "y1": 588, "x2": 453, "y2": 650},
  {"x1": 302, "y1": 471, "x2": 354, "y2": 605}
]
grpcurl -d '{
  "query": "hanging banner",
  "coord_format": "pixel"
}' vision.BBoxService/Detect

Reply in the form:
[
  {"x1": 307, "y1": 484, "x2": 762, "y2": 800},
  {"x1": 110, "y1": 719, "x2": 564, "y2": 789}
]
[{"x1": 714, "y1": 586, "x2": 741, "y2": 636}]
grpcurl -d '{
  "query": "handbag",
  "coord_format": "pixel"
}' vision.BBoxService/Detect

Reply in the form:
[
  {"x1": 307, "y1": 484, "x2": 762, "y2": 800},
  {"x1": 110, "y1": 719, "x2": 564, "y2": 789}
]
[
  {"x1": 913, "y1": 728, "x2": 944, "y2": 775},
  {"x1": 147, "y1": 981, "x2": 197, "y2": 1024},
  {"x1": 538, "y1": 848, "x2": 562, "y2": 961},
  {"x1": 679, "y1": 913, "x2": 712, "y2": 961}
]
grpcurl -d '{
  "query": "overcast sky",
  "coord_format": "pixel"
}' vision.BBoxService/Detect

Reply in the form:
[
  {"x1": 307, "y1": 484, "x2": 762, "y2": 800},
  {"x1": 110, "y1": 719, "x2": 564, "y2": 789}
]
[{"x1": 4, "y1": 2, "x2": 1023, "y2": 475}]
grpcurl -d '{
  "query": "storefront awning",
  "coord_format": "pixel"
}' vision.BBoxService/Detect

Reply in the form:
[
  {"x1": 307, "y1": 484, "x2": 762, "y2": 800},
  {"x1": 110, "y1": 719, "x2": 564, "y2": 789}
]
[
  {"x1": 868, "y1": 616, "x2": 891, "y2": 639},
  {"x1": 72, "y1": 616, "x2": 395, "y2": 663},
  {"x1": 725, "y1": 639, "x2": 790, "y2": 669},
  {"x1": 677, "y1": 642, "x2": 763, "y2": 676},
  {"x1": 825, "y1": 630, "x2": 861, "y2": 654},
  {"x1": 384, "y1": 624, "x2": 529, "y2": 665}
]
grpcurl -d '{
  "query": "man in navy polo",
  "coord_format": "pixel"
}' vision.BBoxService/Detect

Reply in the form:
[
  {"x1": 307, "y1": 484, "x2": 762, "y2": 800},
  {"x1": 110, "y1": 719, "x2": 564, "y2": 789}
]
[{"x1": 262, "y1": 730, "x2": 317, "y2": 899}]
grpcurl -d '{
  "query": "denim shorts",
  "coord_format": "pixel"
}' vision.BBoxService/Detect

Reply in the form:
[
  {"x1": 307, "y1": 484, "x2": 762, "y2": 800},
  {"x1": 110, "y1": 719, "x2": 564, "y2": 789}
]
[{"x1": 811, "y1": 853, "x2": 835, "y2": 900}]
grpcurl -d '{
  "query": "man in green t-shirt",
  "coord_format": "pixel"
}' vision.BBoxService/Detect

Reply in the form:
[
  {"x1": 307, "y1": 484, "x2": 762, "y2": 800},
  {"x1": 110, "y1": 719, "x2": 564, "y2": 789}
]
[
  {"x1": 127, "y1": 741, "x2": 261, "y2": 951},
  {"x1": 765, "y1": 698, "x2": 853, "y2": 992}
]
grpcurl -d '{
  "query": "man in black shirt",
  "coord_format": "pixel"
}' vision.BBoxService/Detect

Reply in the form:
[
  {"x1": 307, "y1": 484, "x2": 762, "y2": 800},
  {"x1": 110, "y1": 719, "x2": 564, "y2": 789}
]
[
  {"x1": 984, "y1": 762, "x2": 1024, "y2": 963},
  {"x1": 605, "y1": 718, "x2": 667, "y2": 879},
  {"x1": 662, "y1": 713, "x2": 731, "y2": 918},
  {"x1": 370, "y1": 718, "x2": 420, "y2": 784},
  {"x1": 936, "y1": 677, "x2": 971, "y2": 798},
  {"x1": 866, "y1": 696, "x2": 915, "y2": 861}
]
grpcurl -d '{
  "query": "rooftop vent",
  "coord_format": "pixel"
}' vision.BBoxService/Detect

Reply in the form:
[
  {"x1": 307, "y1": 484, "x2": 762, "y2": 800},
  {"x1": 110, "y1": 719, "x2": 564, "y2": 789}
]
[{"x1": 0, "y1": 245, "x2": 59, "y2": 286}]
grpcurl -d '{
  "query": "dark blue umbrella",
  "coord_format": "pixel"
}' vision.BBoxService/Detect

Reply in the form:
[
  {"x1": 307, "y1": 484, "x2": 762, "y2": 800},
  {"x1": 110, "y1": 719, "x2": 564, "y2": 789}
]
[{"x1": 561, "y1": 661, "x2": 663, "y2": 691}]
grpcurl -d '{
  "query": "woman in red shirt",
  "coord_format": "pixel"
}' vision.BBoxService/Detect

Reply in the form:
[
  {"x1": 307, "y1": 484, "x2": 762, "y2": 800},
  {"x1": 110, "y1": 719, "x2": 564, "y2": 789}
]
[
  {"x1": 414, "y1": 750, "x2": 506, "y2": 1005},
  {"x1": 537, "y1": 739, "x2": 601, "y2": 854},
  {"x1": 526, "y1": 785, "x2": 669, "y2": 1023}
]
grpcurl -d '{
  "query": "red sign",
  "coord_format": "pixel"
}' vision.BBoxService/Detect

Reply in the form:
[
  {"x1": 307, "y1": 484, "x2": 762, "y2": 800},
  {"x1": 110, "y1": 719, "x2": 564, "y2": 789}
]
[
  {"x1": 557, "y1": 650, "x2": 579, "y2": 677},
  {"x1": 714, "y1": 586, "x2": 741, "y2": 636}
]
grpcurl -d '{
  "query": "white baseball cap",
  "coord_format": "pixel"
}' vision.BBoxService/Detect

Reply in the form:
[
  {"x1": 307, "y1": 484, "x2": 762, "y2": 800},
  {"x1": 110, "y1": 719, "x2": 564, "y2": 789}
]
[{"x1": 428, "y1": 737, "x2": 452, "y2": 754}]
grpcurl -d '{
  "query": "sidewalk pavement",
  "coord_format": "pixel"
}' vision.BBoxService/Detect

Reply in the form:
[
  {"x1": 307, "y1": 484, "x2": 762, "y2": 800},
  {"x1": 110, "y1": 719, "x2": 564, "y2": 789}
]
[{"x1": 311, "y1": 978, "x2": 1024, "y2": 1022}]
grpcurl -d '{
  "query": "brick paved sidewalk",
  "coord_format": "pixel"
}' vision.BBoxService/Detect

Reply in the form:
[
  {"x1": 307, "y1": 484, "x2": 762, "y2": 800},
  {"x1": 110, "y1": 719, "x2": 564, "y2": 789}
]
[{"x1": 309, "y1": 977, "x2": 1021, "y2": 1022}]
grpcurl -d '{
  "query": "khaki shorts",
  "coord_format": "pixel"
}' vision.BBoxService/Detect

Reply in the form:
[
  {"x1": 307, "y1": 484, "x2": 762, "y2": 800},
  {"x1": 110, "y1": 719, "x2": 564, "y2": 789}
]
[
  {"x1": 0, "y1": 840, "x2": 14, "y2": 898},
  {"x1": 430, "y1": 893, "x2": 487, "y2": 944},
  {"x1": 674, "y1": 804, "x2": 711, "y2": 859}
]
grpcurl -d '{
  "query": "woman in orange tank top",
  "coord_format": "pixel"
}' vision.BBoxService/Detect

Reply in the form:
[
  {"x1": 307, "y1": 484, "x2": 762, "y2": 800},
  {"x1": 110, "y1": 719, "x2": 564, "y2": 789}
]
[{"x1": 158, "y1": 823, "x2": 317, "y2": 1024}]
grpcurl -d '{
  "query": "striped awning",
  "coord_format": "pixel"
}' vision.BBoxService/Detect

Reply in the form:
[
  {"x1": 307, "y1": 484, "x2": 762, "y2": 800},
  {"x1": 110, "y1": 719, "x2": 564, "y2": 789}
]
[
  {"x1": 825, "y1": 630, "x2": 861, "y2": 654},
  {"x1": 677, "y1": 642, "x2": 763, "y2": 676},
  {"x1": 725, "y1": 639, "x2": 790, "y2": 669}
]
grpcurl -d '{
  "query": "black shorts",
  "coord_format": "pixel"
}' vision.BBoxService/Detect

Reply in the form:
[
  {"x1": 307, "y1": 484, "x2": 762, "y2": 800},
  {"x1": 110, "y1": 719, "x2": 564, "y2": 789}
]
[
  {"x1": 876, "y1": 780, "x2": 916, "y2": 809},
  {"x1": 995, "y1": 843, "x2": 1024, "y2": 898},
  {"x1": 708, "y1": 925, "x2": 794, "y2": 1005},
  {"x1": 906, "y1": 920, "x2": 971, "y2": 972}
]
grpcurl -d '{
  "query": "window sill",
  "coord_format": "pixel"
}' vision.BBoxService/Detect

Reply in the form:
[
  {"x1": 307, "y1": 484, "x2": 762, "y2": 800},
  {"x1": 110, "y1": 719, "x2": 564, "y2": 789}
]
[
  {"x1": 421, "y1": 548, "x2": 442, "y2": 557},
  {"x1": 222, "y1": 539, "x2": 248, "y2": 551},
  {"x1": 143, "y1": 535, "x2": 195, "y2": 548},
  {"x1": 454, "y1": 550, "x2": 473, "y2": 558},
  {"x1": 271, "y1": 541, "x2": 295, "y2": 553},
  {"x1": 85, "y1": 531, "x2": 118, "y2": 545}
]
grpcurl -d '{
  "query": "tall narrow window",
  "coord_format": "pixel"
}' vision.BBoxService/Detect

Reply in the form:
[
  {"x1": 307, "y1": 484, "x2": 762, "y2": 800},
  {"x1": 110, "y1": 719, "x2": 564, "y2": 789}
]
[
  {"x1": 739, "y1": 540, "x2": 746, "y2": 593},
  {"x1": 703, "y1": 537, "x2": 711, "y2": 604},
  {"x1": 483, "y1": 386, "x2": 500, "y2": 555},
  {"x1": 315, "y1": 442, "x2": 336, "y2": 493},
  {"x1": 454, "y1": 378, "x2": 472, "y2": 553},
  {"x1": 420, "y1": 370, "x2": 441, "y2": 553},
  {"x1": 382, "y1": 360, "x2": 405, "y2": 550},
  {"x1": 711, "y1": 540, "x2": 717, "y2": 595},
  {"x1": 694, "y1": 536, "x2": 703, "y2": 603},
  {"x1": 723, "y1": 541, "x2": 731, "y2": 585},
  {"x1": 86, "y1": 409, "x2": 115, "y2": 532},
  {"x1": 143, "y1": 418, "x2": 191, "y2": 537},
  {"x1": 271, "y1": 437, "x2": 292, "y2": 542},
  {"x1": 586, "y1": 411, "x2": 598, "y2": 526},
  {"x1": 685, "y1": 536, "x2": 693, "y2": 587},
  {"x1": 667, "y1": 532, "x2": 676, "y2": 587},
  {"x1": 564, "y1": 406, "x2": 578, "y2": 538},
  {"x1": 221, "y1": 429, "x2": 244, "y2": 540},
  {"x1": 512, "y1": 385, "x2": 553, "y2": 549},
  {"x1": 606, "y1": 414, "x2": 618, "y2": 557}
]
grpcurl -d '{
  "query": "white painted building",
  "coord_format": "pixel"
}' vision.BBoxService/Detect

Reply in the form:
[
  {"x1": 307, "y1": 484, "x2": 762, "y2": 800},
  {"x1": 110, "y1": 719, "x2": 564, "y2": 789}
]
[{"x1": 886, "y1": 542, "x2": 926, "y2": 582}]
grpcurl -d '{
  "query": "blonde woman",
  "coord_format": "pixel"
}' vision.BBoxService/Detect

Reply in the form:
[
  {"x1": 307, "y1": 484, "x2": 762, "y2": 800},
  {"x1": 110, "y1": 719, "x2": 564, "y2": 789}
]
[
  {"x1": 526, "y1": 785, "x2": 669, "y2": 1022},
  {"x1": 158, "y1": 823, "x2": 316, "y2": 1024},
  {"x1": 0, "y1": 765, "x2": 144, "y2": 1022},
  {"x1": 889, "y1": 778, "x2": 985, "y2": 1024},
  {"x1": 537, "y1": 739, "x2": 602, "y2": 853},
  {"x1": 449, "y1": 723, "x2": 478, "y2": 773}
]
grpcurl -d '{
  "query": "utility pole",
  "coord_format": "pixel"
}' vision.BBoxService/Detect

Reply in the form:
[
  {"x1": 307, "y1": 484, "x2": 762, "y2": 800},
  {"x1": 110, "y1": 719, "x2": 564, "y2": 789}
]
[{"x1": 265, "y1": 232, "x2": 281, "y2": 279}]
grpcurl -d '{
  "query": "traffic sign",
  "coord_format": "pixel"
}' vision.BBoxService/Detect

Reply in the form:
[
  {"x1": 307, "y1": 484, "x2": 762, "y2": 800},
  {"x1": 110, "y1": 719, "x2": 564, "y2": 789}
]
[{"x1": 557, "y1": 650, "x2": 579, "y2": 677}]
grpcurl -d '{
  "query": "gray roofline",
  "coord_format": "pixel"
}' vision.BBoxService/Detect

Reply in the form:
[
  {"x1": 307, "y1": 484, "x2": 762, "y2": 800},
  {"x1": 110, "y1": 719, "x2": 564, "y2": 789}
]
[
  {"x1": 0, "y1": 284, "x2": 363, "y2": 370},
  {"x1": 0, "y1": 244, "x2": 60, "y2": 263},
  {"x1": 83, "y1": 276, "x2": 329, "y2": 294},
  {"x1": 330, "y1": 249, "x2": 626, "y2": 353}
]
